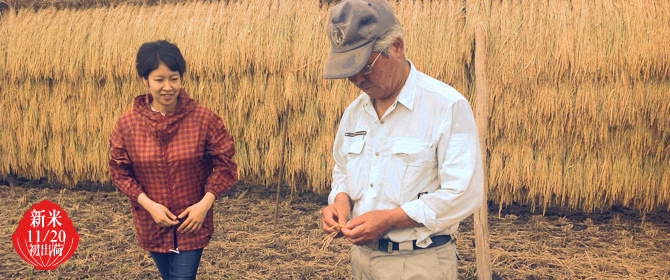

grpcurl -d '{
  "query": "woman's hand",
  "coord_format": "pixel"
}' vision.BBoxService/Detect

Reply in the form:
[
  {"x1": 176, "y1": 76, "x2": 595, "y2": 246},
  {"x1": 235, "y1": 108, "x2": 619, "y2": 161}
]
[
  {"x1": 177, "y1": 192, "x2": 216, "y2": 234},
  {"x1": 137, "y1": 193, "x2": 179, "y2": 227}
]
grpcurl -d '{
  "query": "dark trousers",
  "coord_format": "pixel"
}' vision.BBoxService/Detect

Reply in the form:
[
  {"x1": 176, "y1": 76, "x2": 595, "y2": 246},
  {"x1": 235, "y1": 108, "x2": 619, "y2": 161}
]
[{"x1": 149, "y1": 249, "x2": 203, "y2": 280}]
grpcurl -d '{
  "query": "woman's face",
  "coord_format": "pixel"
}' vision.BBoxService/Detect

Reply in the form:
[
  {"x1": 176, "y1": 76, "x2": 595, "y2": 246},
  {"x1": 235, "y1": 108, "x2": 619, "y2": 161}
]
[{"x1": 144, "y1": 62, "x2": 181, "y2": 112}]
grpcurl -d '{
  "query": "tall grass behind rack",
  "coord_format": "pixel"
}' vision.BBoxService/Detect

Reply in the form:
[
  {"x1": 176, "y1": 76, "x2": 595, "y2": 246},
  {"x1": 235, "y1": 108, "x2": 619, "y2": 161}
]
[{"x1": 0, "y1": 0, "x2": 668, "y2": 211}]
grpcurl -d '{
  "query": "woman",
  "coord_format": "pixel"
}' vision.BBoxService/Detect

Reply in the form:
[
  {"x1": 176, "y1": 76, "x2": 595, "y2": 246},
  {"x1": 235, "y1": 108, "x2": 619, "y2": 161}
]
[{"x1": 109, "y1": 40, "x2": 237, "y2": 280}]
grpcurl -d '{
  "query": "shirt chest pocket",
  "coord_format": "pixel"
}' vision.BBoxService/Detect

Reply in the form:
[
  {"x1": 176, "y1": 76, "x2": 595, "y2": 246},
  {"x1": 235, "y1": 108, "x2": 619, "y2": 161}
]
[
  {"x1": 343, "y1": 139, "x2": 367, "y2": 201},
  {"x1": 388, "y1": 139, "x2": 437, "y2": 203}
]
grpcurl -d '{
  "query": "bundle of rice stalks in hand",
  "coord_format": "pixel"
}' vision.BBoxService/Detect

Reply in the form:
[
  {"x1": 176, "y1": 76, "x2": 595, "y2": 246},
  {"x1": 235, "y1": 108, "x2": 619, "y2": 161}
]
[{"x1": 320, "y1": 223, "x2": 346, "y2": 250}]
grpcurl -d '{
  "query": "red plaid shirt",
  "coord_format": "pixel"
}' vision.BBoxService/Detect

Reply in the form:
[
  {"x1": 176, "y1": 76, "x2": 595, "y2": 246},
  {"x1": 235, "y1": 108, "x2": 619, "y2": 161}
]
[{"x1": 109, "y1": 90, "x2": 237, "y2": 252}]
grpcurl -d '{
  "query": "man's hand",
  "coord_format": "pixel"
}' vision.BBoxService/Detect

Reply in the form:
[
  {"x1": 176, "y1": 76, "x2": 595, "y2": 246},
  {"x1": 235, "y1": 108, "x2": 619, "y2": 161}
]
[
  {"x1": 177, "y1": 192, "x2": 216, "y2": 234},
  {"x1": 341, "y1": 208, "x2": 422, "y2": 245},
  {"x1": 340, "y1": 210, "x2": 395, "y2": 245},
  {"x1": 138, "y1": 193, "x2": 179, "y2": 227},
  {"x1": 322, "y1": 193, "x2": 353, "y2": 237}
]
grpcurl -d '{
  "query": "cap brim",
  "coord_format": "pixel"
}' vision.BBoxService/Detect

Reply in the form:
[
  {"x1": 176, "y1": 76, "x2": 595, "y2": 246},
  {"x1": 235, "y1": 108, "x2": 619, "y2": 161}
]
[{"x1": 322, "y1": 41, "x2": 374, "y2": 79}]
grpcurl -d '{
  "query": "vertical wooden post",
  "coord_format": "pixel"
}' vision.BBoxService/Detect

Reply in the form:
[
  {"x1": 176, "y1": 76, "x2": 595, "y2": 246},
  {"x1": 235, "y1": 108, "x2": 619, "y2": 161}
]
[{"x1": 473, "y1": 25, "x2": 492, "y2": 280}]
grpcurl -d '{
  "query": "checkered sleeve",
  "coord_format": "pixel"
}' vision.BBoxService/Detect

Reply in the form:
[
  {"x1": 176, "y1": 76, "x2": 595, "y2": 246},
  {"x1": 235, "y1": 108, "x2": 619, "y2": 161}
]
[
  {"x1": 203, "y1": 113, "x2": 237, "y2": 198},
  {"x1": 109, "y1": 119, "x2": 144, "y2": 203}
]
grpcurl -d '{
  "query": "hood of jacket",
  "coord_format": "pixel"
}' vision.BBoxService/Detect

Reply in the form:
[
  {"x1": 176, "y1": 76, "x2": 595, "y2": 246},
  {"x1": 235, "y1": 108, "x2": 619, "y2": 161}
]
[{"x1": 132, "y1": 88, "x2": 198, "y2": 143}]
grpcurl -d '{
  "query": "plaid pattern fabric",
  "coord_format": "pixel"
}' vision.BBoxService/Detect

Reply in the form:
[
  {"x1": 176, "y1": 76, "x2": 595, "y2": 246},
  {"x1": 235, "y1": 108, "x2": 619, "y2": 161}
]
[{"x1": 109, "y1": 90, "x2": 237, "y2": 252}]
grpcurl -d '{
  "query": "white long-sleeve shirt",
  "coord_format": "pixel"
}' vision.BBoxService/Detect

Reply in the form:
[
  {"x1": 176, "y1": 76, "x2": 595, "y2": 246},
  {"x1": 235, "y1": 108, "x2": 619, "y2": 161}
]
[{"x1": 329, "y1": 62, "x2": 484, "y2": 247}]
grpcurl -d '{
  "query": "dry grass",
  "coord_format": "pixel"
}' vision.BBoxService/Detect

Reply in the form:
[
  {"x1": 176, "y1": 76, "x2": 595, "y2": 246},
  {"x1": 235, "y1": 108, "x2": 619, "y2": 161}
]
[
  {"x1": 0, "y1": 0, "x2": 668, "y2": 211},
  {"x1": 0, "y1": 182, "x2": 352, "y2": 279},
  {"x1": 1, "y1": 182, "x2": 669, "y2": 279},
  {"x1": 0, "y1": 0, "x2": 221, "y2": 11}
]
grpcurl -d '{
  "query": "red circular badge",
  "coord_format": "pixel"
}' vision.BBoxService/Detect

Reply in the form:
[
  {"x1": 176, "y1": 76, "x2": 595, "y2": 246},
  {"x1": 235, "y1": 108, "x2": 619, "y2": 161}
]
[{"x1": 12, "y1": 200, "x2": 79, "y2": 270}]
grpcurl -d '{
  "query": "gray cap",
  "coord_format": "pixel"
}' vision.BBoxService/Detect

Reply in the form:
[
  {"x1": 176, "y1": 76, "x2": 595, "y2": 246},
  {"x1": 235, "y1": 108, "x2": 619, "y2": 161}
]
[{"x1": 322, "y1": 0, "x2": 396, "y2": 79}]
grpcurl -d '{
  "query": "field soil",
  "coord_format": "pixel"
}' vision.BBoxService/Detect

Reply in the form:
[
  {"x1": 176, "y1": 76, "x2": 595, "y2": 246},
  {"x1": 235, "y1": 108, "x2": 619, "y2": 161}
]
[{"x1": 1, "y1": 180, "x2": 669, "y2": 279}]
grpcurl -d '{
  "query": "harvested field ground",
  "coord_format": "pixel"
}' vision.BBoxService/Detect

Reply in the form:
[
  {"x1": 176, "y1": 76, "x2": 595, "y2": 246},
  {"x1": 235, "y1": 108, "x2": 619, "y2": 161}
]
[{"x1": 1, "y1": 180, "x2": 669, "y2": 279}]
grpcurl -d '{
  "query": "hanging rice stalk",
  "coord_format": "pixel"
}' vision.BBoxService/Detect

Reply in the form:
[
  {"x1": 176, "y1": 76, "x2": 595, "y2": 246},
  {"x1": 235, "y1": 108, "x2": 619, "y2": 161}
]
[{"x1": 0, "y1": 0, "x2": 667, "y2": 211}]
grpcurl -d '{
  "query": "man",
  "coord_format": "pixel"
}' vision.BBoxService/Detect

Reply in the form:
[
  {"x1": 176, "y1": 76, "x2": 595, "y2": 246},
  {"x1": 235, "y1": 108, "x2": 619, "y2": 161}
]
[{"x1": 320, "y1": 0, "x2": 484, "y2": 279}]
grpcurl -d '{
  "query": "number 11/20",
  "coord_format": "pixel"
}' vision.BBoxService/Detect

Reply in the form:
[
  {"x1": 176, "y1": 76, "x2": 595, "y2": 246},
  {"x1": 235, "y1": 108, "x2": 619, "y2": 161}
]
[{"x1": 28, "y1": 230, "x2": 66, "y2": 243}]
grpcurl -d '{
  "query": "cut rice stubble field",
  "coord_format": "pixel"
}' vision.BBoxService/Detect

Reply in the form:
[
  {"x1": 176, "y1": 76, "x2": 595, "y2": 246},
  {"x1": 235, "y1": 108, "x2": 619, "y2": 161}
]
[{"x1": 0, "y1": 181, "x2": 668, "y2": 279}]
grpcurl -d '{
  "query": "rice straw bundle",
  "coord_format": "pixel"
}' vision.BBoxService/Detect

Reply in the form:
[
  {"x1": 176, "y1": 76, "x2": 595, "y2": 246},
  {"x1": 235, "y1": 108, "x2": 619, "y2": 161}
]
[{"x1": 0, "y1": 0, "x2": 667, "y2": 211}]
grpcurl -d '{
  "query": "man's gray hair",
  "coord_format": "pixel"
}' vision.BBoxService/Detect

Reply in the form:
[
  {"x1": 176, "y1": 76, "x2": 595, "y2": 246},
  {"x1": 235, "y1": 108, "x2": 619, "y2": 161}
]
[{"x1": 373, "y1": 20, "x2": 404, "y2": 57}]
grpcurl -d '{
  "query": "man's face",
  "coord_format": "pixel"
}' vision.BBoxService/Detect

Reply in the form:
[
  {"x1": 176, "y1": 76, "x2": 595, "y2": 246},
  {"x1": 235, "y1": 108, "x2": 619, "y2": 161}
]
[{"x1": 347, "y1": 51, "x2": 398, "y2": 101}]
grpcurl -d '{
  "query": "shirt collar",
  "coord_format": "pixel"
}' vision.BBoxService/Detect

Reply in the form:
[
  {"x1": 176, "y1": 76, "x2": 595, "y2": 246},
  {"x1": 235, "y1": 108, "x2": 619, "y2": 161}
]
[
  {"x1": 150, "y1": 104, "x2": 166, "y2": 116},
  {"x1": 362, "y1": 60, "x2": 418, "y2": 111},
  {"x1": 395, "y1": 60, "x2": 417, "y2": 111}
]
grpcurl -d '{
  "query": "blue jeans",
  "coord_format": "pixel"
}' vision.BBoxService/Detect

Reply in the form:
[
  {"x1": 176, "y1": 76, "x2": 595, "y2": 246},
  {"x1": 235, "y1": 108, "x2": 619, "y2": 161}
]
[{"x1": 150, "y1": 249, "x2": 203, "y2": 280}]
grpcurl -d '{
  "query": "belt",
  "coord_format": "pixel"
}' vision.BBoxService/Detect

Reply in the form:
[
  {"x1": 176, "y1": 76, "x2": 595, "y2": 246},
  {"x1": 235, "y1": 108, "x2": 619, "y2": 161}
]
[{"x1": 366, "y1": 235, "x2": 452, "y2": 253}]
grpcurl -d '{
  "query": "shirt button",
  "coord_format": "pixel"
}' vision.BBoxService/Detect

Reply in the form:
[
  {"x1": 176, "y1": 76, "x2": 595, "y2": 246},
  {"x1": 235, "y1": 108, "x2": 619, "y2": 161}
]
[
  {"x1": 375, "y1": 152, "x2": 380, "y2": 156},
  {"x1": 370, "y1": 183, "x2": 374, "y2": 188},
  {"x1": 380, "y1": 120, "x2": 385, "y2": 124}
]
